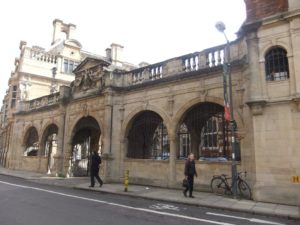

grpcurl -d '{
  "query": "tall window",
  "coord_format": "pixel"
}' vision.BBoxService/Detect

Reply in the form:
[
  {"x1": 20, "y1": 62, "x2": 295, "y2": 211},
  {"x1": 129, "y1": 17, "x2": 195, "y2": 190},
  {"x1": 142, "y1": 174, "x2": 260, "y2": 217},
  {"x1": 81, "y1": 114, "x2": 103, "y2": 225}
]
[
  {"x1": 64, "y1": 59, "x2": 79, "y2": 74},
  {"x1": 178, "y1": 103, "x2": 232, "y2": 160},
  {"x1": 199, "y1": 114, "x2": 230, "y2": 158},
  {"x1": 265, "y1": 47, "x2": 289, "y2": 81},
  {"x1": 127, "y1": 111, "x2": 169, "y2": 159},
  {"x1": 178, "y1": 123, "x2": 191, "y2": 159},
  {"x1": 11, "y1": 85, "x2": 17, "y2": 108}
]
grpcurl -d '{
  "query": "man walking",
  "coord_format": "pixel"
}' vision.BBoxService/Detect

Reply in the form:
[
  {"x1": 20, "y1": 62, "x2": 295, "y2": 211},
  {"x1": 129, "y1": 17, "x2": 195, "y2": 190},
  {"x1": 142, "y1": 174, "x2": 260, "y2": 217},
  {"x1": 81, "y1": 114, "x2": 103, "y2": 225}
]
[
  {"x1": 183, "y1": 153, "x2": 197, "y2": 198},
  {"x1": 89, "y1": 150, "x2": 103, "y2": 188}
]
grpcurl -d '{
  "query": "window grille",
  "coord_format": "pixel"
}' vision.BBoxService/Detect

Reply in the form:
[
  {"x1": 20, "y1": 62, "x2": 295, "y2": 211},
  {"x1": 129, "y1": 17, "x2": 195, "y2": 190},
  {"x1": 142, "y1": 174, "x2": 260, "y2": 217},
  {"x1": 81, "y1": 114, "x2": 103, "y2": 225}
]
[{"x1": 265, "y1": 47, "x2": 289, "y2": 81}]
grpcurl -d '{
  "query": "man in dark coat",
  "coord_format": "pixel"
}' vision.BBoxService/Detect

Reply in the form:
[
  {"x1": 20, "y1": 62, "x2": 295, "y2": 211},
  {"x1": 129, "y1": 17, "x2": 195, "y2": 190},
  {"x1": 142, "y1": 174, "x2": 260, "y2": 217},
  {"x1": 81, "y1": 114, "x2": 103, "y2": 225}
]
[
  {"x1": 183, "y1": 153, "x2": 197, "y2": 198},
  {"x1": 89, "y1": 151, "x2": 103, "y2": 187}
]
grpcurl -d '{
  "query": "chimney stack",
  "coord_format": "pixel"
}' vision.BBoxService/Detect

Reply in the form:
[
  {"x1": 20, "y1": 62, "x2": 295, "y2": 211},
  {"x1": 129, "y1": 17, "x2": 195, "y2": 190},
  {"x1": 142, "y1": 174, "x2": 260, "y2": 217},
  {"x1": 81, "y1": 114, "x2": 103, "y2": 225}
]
[
  {"x1": 110, "y1": 43, "x2": 124, "y2": 67},
  {"x1": 244, "y1": 0, "x2": 288, "y2": 22}
]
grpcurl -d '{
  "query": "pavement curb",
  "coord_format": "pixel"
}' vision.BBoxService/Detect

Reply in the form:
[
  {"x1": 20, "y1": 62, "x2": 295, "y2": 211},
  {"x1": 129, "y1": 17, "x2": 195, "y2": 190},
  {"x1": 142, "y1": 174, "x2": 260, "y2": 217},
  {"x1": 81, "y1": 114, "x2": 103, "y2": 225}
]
[
  {"x1": 74, "y1": 186, "x2": 300, "y2": 221},
  {"x1": 1, "y1": 170, "x2": 299, "y2": 221}
]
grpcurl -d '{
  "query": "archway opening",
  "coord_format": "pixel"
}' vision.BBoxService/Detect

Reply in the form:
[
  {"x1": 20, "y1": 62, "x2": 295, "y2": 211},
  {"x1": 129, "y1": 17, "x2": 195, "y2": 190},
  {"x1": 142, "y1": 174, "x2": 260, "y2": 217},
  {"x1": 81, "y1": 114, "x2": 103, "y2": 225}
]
[
  {"x1": 24, "y1": 127, "x2": 39, "y2": 156},
  {"x1": 41, "y1": 124, "x2": 58, "y2": 173},
  {"x1": 127, "y1": 110, "x2": 169, "y2": 160},
  {"x1": 178, "y1": 102, "x2": 232, "y2": 160},
  {"x1": 71, "y1": 116, "x2": 101, "y2": 176}
]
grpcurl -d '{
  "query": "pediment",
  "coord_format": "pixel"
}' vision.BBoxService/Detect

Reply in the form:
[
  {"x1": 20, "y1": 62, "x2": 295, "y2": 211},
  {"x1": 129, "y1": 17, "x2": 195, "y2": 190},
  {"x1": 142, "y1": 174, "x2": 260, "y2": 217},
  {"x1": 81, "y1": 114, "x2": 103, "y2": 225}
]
[
  {"x1": 71, "y1": 57, "x2": 111, "y2": 94},
  {"x1": 73, "y1": 57, "x2": 110, "y2": 74}
]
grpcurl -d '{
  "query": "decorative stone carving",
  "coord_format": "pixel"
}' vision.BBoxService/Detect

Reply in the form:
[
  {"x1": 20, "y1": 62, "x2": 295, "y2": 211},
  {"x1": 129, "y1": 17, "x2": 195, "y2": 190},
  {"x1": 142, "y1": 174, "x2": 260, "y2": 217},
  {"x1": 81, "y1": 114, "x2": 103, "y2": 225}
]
[
  {"x1": 71, "y1": 66, "x2": 105, "y2": 93},
  {"x1": 246, "y1": 100, "x2": 267, "y2": 116}
]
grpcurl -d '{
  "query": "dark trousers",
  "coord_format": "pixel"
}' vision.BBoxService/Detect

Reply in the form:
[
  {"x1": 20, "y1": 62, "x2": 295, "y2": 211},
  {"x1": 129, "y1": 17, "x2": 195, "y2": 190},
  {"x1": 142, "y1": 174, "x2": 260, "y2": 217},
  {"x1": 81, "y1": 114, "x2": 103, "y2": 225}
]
[
  {"x1": 184, "y1": 175, "x2": 194, "y2": 197},
  {"x1": 90, "y1": 168, "x2": 103, "y2": 187}
]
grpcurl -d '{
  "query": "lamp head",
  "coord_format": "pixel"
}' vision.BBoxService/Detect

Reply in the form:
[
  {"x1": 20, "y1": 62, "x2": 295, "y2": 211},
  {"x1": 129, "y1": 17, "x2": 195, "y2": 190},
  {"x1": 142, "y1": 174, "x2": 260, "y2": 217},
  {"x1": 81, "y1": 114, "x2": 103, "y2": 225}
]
[{"x1": 215, "y1": 21, "x2": 226, "y2": 33}]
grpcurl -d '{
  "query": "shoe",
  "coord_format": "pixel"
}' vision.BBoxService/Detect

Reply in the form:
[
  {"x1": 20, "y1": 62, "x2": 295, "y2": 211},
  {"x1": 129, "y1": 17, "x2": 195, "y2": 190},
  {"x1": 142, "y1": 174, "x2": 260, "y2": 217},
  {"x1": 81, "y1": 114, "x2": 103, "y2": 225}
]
[
  {"x1": 183, "y1": 190, "x2": 187, "y2": 197},
  {"x1": 99, "y1": 182, "x2": 103, "y2": 187},
  {"x1": 189, "y1": 196, "x2": 195, "y2": 198},
  {"x1": 89, "y1": 185, "x2": 94, "y2": 188}
]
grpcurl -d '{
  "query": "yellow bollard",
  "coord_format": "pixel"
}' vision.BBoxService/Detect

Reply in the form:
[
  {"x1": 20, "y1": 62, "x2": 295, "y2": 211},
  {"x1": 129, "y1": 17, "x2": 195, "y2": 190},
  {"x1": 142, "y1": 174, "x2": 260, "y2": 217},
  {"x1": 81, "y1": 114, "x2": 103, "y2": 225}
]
[{"x1": 124, "y1": 170, "x2": 129, "y2": 192}]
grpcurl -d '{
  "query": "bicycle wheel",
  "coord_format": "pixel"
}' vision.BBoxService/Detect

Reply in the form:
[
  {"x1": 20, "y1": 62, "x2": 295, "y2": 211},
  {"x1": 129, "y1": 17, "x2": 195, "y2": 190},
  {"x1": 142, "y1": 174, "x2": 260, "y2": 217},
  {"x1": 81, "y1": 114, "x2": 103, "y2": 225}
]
[
  {"x1": 211, "y1": 177, "x2": 227, "y2": 195},
  {"x1": 238, "y1": 180, "x2": 252, "y2": 200}
]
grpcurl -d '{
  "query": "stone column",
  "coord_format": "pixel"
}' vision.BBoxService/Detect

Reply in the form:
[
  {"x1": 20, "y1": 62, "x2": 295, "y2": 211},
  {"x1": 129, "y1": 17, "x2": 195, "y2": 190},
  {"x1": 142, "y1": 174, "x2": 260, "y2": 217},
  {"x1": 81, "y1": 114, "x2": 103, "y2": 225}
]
[
  {"x1": 259, "y1": 60, "x2": 268, "y2": 99},
  {"x1": 168, "y1": 132, "x2": 177, "y2": 187},
  {"x1": 53, "y1": 110, "x2": 66, "y2": 176},
  {"x1": 290, "y1": 18, "x2": 300, "y2": 95},
  {"x1": 246, "y1": 32, "x2": 263, "y2": 100},
  {"x1": 101, "y1": 88, "x2": 114, "y2": 181},
  {"x1": 119, "y1": 138, "x2": 128, "y2": 182}
]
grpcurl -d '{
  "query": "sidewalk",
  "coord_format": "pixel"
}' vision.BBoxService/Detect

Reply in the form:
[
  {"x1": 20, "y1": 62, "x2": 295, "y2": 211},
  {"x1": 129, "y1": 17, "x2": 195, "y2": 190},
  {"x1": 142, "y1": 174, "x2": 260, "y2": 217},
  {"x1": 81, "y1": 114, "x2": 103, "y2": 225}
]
[{"x1": 1, "y1": 166, "x2": 299, "y2": 220}]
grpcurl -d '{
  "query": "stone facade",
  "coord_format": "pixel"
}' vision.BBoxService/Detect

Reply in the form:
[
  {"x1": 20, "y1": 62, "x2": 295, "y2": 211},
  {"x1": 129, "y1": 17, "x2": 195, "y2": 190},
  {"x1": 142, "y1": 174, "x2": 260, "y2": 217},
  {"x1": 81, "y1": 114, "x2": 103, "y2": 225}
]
[{"x1": 1, "y1": 0, "x2": 300, "y2": 206}]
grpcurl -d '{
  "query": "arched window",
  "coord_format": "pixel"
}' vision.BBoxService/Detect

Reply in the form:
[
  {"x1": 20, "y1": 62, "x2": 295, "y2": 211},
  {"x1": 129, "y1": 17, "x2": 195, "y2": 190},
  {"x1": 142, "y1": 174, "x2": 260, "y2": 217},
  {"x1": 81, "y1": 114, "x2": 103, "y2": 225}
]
[
  {"x1": 265, "y1": 47, "x2": 289, "y2": 81},
  {"x1": 24, "y1": 127, "x2": 39, "y2": 156},
  {"x1": 127, "y1": 111, "x2": 169, "y2": 159},
  {"x1": 178, "y1": 102, "x2": 232, "y2": 160}
]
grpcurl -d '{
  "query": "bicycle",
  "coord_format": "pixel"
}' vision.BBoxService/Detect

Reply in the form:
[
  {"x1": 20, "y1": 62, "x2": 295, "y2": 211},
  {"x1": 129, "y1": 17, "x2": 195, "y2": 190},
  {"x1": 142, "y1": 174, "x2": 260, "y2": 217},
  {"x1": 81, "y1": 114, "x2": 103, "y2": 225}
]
[{"x1": 210, "y1": 171, "x2": 252, "y2": 200}]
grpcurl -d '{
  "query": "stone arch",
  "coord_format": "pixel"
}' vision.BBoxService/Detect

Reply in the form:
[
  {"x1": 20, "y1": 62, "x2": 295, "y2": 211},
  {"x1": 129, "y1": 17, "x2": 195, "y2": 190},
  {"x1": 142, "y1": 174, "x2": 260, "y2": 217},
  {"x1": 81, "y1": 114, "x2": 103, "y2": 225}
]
[
  {"x1": 121, "y1": 104, "x2": 171, "y2": 139},
  {"x1": 261, "y1": 44, "x2": 290, "y2": 60},
  {"x1": 40, "y1": 123, "x2": 59, "y2": 156},
  {"x1": 173, "y1": 96, "x2": 224, "y2": 130},
  {"x1": 40, "y1": 123, "x2": 59, "y2": 173},
  {"x1": 173, "y1": 97, "x2": 242, "y2": 160},
  {"x1": 173, "y1": 96, "x2": 243, "y2": 132},
  {"x1": 125, "y1": 110, "x2": 170, "y2": 159},
  {"x1": 23, "y1": 126, "x2": 39, "y2": 156},
  {"x1": 69, "y1": 115, "x2": 102, "y2": 176}
]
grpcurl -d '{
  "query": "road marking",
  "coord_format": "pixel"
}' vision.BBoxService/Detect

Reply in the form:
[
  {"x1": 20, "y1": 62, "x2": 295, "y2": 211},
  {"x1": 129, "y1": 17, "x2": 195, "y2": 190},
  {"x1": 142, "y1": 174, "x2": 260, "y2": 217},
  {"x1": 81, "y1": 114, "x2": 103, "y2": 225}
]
[
  {"x1": 206, "y1": 212, "x2": 285, "y2": 225},
  {"x1": 0, "y1": 180, "x2": 234, "y2": 225},
  {"x1": 149, "y1": 203, "x2": 180, "y2": 211}
]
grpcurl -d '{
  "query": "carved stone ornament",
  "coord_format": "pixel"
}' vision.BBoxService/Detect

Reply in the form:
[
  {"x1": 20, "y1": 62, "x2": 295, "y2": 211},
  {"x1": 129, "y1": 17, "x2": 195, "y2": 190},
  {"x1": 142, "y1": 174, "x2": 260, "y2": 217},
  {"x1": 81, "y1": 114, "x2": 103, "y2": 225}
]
[
  {"x1": 246, "y1": 100, "x2": 267, "y2": 116},
  {"x1": 71, "y1": 66, "x2": 104, "y2": 93}
]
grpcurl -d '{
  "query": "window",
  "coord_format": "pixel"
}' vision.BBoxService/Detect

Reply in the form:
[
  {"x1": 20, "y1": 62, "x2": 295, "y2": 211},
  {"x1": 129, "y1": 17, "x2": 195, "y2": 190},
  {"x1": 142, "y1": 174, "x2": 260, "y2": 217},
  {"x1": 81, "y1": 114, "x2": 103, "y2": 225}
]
[
  {"x1": 265, "y1": 47, "x2": 289, "y2": 81},
  {"x1": 63, "y1": 59, "x2": 79, "y2": 74},
  {"x1": 178, "y1": 103, "x2": 232, "y2": 160},
  {"x1": 199, "y1": 114, "x2": 230, "y2": 158},
  {"x1": 11, "y1": 85, "x2": 17, "y2": 108},
  {"x1": 127, "y1": 111, "x2": 169, "y2": 159},
  {"x1": 178, "y1": 123, "x2": 191, "y2": 159}
]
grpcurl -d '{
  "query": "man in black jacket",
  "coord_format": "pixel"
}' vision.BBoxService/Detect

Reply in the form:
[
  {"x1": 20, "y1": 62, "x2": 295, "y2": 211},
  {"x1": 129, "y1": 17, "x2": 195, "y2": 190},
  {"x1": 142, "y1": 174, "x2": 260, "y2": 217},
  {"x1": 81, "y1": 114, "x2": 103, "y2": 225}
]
[
  {"x1": 183, "y1": 153, "x2": 197, "y2": 198},
  {"x1": 89, "y1": 151, "x2": 103, "y2": 187}
]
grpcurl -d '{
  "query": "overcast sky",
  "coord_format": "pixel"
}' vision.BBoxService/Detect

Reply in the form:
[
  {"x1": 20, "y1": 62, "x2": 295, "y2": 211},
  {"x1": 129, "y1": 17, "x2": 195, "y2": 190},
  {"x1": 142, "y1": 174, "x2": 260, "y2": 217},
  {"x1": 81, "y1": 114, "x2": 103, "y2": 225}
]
[{"x1": 0, "y1": 0, "x2": 246, "y2": 101}]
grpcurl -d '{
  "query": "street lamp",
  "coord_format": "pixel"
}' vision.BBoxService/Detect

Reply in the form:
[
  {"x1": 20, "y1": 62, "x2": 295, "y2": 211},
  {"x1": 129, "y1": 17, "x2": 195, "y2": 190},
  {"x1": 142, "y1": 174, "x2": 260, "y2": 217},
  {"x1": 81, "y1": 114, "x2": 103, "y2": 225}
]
[{"x1": 215, "y1": 21, "x2": 238, "y2": 198}]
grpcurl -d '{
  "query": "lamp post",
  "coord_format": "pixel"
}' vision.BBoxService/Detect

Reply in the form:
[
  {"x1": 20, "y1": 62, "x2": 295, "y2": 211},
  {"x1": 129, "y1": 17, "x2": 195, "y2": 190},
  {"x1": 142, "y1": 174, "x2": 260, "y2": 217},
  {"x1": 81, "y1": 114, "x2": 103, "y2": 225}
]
[{"x1": 215, "y1": 21, "x2": 238, "y2": 198}]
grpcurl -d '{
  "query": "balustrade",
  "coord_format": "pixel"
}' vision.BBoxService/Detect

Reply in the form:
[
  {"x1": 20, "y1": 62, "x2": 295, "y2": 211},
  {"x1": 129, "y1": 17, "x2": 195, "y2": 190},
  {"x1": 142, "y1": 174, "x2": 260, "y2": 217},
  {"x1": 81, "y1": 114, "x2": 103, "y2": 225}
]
[
  {"x1": 26, "y1": 93, "x2": 60, "y2": 111},
  {"x1": 128, "y1": 43, "x2": 234, "y2": 85},
  {"x1": 29, "y1": 49, "x2": 57, "y2": 64}
]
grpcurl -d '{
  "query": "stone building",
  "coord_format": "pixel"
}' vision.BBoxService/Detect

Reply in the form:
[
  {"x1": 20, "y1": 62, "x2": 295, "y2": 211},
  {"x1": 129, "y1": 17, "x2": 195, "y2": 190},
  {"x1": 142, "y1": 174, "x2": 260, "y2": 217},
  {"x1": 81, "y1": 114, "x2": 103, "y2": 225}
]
[{"x1": 1, "y1": 0, "x2": 300, "y2": 206}]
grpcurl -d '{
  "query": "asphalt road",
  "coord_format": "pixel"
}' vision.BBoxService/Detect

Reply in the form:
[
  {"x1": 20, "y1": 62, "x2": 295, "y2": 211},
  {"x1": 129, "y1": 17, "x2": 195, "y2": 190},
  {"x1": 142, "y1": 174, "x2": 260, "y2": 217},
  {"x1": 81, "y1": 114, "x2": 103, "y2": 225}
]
[{"x1": 0, "y1": 175, "x2": 298, "y2": 225}]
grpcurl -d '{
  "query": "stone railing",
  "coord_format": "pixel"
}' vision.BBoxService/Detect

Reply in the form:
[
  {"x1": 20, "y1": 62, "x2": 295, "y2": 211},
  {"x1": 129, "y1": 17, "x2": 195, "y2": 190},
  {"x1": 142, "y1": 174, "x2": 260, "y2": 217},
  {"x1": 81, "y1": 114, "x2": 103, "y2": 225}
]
[
  {"x1": 21, "y1": 92, "x2": 60, "y2": 112},
  {"x1": 26, "y1": 48, "x2": 57, "y2": 64},
  {"x1": 125, "y1": 41, "x2": 244, "y2": 86}
]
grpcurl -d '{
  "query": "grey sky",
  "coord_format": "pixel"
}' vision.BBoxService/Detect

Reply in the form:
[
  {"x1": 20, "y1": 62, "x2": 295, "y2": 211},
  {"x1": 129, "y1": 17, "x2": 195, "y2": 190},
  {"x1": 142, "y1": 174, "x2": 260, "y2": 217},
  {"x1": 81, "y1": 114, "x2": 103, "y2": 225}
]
[{"x1": 0, "y1": 0, "x2": 246, "y2": 101}]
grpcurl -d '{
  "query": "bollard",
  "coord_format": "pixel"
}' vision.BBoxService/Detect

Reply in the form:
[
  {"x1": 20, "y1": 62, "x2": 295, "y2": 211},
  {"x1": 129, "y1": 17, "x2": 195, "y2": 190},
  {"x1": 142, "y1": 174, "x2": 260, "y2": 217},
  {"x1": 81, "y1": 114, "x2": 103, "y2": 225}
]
[{"x1": 124, "y1": 170, "x2": 129, "y2": 192}]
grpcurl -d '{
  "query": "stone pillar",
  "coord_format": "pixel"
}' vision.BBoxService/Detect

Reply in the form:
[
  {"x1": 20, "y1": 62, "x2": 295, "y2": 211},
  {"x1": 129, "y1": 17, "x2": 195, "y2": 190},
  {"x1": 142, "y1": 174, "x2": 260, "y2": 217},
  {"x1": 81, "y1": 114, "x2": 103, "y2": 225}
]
[
  {"x1": 53, "y1": 111, "x2": 66, "y2": 176},
  {"x1": 119, "y1": 138, "x2": 128, "y2": 182},
  {"x1": 259, "y1": 60, "x2": 268, "y2": 99},
  {"x1": 168, "y1": 133, "x2": 177, "y2": 187},
  {"x1": 101, "y1": 88, "x2": 114, "y2": 181},
  {"x1": 246, "y1": 32, "x2": 263, "y2": 101},
  {"x1": 289, "y1": 18, "x2": 300, "y2": 95}
]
